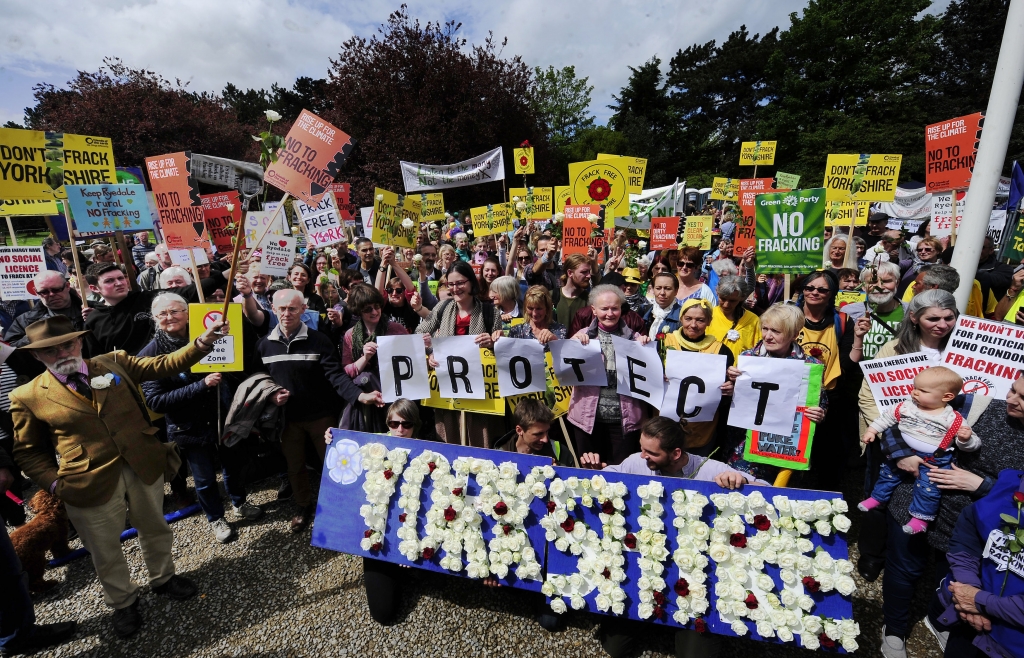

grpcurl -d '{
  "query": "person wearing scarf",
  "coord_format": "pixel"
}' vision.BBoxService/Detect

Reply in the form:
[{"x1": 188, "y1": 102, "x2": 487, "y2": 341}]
[
  {"x1": 664, "y1": 298, "x2": 739, "y2": 456},
  {"x1": 640, "y1": 272, "x2": 682, "y2": 338},
  {"x1": 621, "y1": 268, "x2": 652, "y2": 320},
  {"x1": 340, "y1": 283, "x2": 408, "y2": 434}
]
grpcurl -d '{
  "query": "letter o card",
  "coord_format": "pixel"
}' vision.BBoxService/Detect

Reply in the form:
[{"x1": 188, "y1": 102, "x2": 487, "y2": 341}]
[
  {"x1": 188, "y1": 303, "x2": 244, "y2": 372},
  {"x1": 494, "y1": 338, "x2": 547, "y2": 396}
]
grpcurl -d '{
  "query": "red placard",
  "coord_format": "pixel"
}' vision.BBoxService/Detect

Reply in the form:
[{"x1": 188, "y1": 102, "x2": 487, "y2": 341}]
[
  {"x1": 264, "y1": 110, "x2": 355, "y2": 206},
  {"x1": 201, "y1": 191, "x2": 242, "y2": 254},
  {"x1": 650, "y1": 216, "x2": 681, "y2": 251},
  {"x1": 327, "y1": 182, "x2": 354, "y2": 223},
  {"x1": 925, "y1": 112, "x2": 983, "y2": 193},
  {"x1": 734, "y1": 178, "x2": 783, "y2": 257},
  {"x1": 145, "y1": 152, "x2": 208, "y2": 249},
  {"x1": 562, "y1": 204, "x2": 601, "y2": 255}
]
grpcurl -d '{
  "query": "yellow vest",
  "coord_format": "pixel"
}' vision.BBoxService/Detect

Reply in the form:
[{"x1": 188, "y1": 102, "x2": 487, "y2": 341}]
[{"x1": 708, "y1": 306, "x2": 762, "y2": 362}]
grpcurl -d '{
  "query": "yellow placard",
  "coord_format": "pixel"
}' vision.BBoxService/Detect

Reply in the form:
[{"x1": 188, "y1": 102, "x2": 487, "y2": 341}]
[
  {"x1": 739, "y1": 141, "x2": 777, "y2": 166},
  {"x1": 682, "y1": 216, "x2": 713, "y2": 249},
  {"x1": 0, "y1": 129, "x2": 118, "y2": 200},
  {"x1": 418, "y1": 193, "x2": 445, "y2": 222},
  {"x1": 188, "y1": 303, "x2": 244, "y2": 373},
  {"x1": 596, "y1": 154, "x2": 647, "y2": 194},
  {"x1": 824, "y1": 154, "x2": 902, "y2": 203},
  {"x1": 825, "y1": 201, "x2": 870, "y2": 226},
  {"x1": 371, "y1": 188, "x2": 417, "y2": 248},
  {"x1": 514, "y1": 147, "x2": 535, "y2": 174},
  {"x1": 508, "y1": 187, "x2": 553, "y2": 219},
  {"x1": 423, "y1": 348, "x2": 505, "y2": 415},
  {"x1": 554, "y1": 186, "x2": 572, "y2": 213},
  {"x1": 710, "y1": 177, "x2": 740, "y2": 201},
  {"x1": 470, "y1": 203, "x2": 512, "y2": 237},
  {"x1": 568, "y1": 159, "x2": 630, "y2": 220},
  {"x1": 0, "y1": 198, "x2": 59, "y2": 216}
]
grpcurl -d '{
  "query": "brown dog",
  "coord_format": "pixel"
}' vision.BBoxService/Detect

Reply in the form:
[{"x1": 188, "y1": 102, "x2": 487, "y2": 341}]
[{"x1": 10, "y1": 490, "x2": 71, "y2": 593}]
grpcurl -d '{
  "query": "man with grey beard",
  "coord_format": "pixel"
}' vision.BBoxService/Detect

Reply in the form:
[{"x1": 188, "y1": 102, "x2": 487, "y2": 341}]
[{"x1": 841, "y1": 261, "x2": 909, "y2": 361}]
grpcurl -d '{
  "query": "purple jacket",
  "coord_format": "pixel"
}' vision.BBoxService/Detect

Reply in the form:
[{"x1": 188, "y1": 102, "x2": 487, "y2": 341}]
[{"x1": 567, "y1": 320, "x2": 648, "y2": 435}]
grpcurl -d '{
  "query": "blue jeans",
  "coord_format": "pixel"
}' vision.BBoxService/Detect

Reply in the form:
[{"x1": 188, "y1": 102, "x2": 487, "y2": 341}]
[
  {"x1": 0, "y1": 524, "x2": 34, "y2": 649},
  {"x1": 871, "y1": 450, "x2": 953, "y2": 521},
  {"x1": 882, "y1": 510, "x2": 947, "y2": 638},
  {"x1": 180, "y1": 444, "x2": 247, "y2": 522}
]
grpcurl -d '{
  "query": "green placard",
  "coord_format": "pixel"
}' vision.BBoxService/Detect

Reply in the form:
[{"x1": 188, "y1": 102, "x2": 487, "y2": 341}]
[
  {"x1": 1001, "y1": 210, "x2": 1024, "y2": 262},
  {"x1": 743, "y1": 364, "x2": 823, "y2": 471},
  {"x1": 775, "y1": 171, "x2": 800, "y2": 189},
  {"x1": 755, "y1": 187, "x2": 826, "y2": 274}
]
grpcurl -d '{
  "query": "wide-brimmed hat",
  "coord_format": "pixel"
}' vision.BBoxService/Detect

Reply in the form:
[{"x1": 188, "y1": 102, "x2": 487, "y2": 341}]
[{"x1": 20, "y1": 316, "x2": 89, "y2": 350}]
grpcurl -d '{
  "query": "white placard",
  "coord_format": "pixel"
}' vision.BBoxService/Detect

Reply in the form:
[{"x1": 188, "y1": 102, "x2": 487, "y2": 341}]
[
  {"x1": 432, "y1": 336, "x2": 485, "y2": 399},
  {"x1": 930, "y1": 191, "x2": 965, "y2": 238},
  {"x1": 493, "y1": 337, "x2": 548, "y2": 396},
  {"x1": 199, "y1": 335, "x2": 235, "y2": 366},
  {"x1": 399, "y1": 147, "x2": 506, "y2": 192},
  {"x1": 859, "y1": 351, "x2": 935, "y2": 415},
  {"x1": 377, "y1": 335, "x2": 431, "y2": 403},
  {"x1": 940, "y1": 315, "x2": 1024, "y2": 398},
  {"x1": 294, "y1": 192, "x2": 345, "y2": 248},
  {"x1": 0, "y1": 246, "x2": 44, "y2": 300},
  {"x1": 260, "y1": 235, "x2": 295, "y2": 277},
  {"x1": 169, "y1": 247, "x2": 209, "y2": 267},
  {"x1": 661, "y1": 350, "x2": 727, "y2": 423},
  {"x1": 730, "y1": 356, "x2": 808, "y2": 435},
  {"x1": 244, "y1": 202, "x2": 283, "y2": 248},
  {"x1": 611, "y1": 335, "x2": 664, "y2": 407},
  {"x1": 549, "y1": 339, "x2": 607, "y2": 387}
]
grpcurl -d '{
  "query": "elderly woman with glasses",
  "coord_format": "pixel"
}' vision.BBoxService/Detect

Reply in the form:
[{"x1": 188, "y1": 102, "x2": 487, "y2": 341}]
[
  {"x1": 675, "y1": 246, "x2": 717, "y2": 304},
  {"x1": 487, "y1": 275, "x2": 522, "y2": 338},
  {"x1": 138, "y1": 294, "x2": 262, "y2": 545}
]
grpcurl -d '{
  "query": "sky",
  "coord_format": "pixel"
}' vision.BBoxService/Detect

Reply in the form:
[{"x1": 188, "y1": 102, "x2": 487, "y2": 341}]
[{"x1": 0, "y1": 0, "x2": 953, "y2": 128}]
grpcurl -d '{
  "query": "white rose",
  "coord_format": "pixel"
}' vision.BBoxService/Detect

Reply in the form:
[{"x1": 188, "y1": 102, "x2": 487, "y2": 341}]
[
  {"x1": 516, "y1": 201, "x2": 527, "y2": 212},
  {"x1": 817, "y1": 573, "x2": 835, "y2": 592},
  {"x1": 781, "y1": 589, "x2": 797, "y2": 607},
  {"x1": 550, "y1": 598, "x2": 567, "y2": 614},
  {"x1": 756, "y1": 621, "x2": 775, "y2": 638},
  {"x1": 709, "y1": 544, "x2": 731, "y2": 563},
  {"x1": 836, "y1": 575, "x2": 856, "y2": 596},
  {"x1": 794, "y1": 520, "x2": 811, "y2": 535},
  {"x1": 832, "y1": 514, "x2": 852, "y2": 533},
  {"x1": 814, "y1": 520, "x2": 832, "y2": 536},
  {"x1": 731, "y1": 620, "x2": 749, "y2": 636},
  {"x1": 512, "y1": 196, "x2": 521, "y2": 202},
  {"x1": 813, "y1": 551, "x2": 834, "y2": 570},
  {"x1": 570, "y1": 595, "x2": 585, "y2": 610},
  {"x1": 841, "y1": 637, "x2": 859, "y2": 652},
  {"x1": 637, "y1": 241, "x2": 647, "y2": 250},
  {"x1": 802, "y1": 615, "x2": 823, "y2": 634},
  {"x1": 835, "y1": 559, "x2": 854, "y2": 575},
  {"x1": 612, "y1": 601, "x2": 625, "y2": 615},
  {"x1": 727, "y1": 492, "x2": 747, "y2": 511},
  {"x1": 796, "y1": 538, "x2": 814, "y2": 554},
  {"x1": 777, "y1": 627, "x2": 794, "y2": 643},
  {"x1": 838, "y1": 619, "x2": 859, "y2": 638},
  {"x1": 797, "y1": 595, "x2": 815, "y2": 611},
  {"x1": 265, "y1": 109, "x2": 282, "y2": 122},
  {"x1": 812, "y1": 500, "x2": 833, "y2": 518},
  {"x1": 756, "y1": 574, "x2": 775, "y2": 592},
  {"x1": 831, "y1": 498, "x2": 849, "y2": 514},
  {"x1": 402, "y1": 218, "x2": 415, "y2": 229},
  {"x1": 802, "y1": 634, "x2": 820, "y2": 650}
]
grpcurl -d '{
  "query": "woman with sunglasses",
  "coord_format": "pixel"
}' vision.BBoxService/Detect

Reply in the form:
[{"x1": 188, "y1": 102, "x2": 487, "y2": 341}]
[
  {"x1": 417, "y1": 260, "x2": 505, "y2": 448},
  {"x1": 339, "y1": 284, "x2": 409, "y2": 433},
  {"x1": 900, "y1": 236, "x2": 943, "y2": 302},
  {"x1": 675, "y1": 246, "x2": 717, "y2": 304}
]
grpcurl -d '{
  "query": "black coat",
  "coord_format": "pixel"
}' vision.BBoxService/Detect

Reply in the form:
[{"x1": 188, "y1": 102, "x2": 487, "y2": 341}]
[{"x1": 138, "y1": 339, "x2": 223, "y2": 446}]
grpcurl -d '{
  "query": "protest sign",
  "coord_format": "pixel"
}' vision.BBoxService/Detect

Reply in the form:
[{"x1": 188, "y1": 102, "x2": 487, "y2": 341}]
[
  {"x1": 244, "y1": 206, "x2": 285, "y2": 249},
  {"x1": 835, "y1": 291, "x2": 866, "y2": 310},
  {"x1": 554, "y1": 186, "x2": 572, "y2": 213},
  {"x1": 612, "y1": 336, "x2": 664, "y2": 406},
  {"x1": 775, "y1": 172, "x2": 800, "y2": 189},
  {"x1": 514, "y1": 146, "x2": 535, "y2": 174},
  {"x1": 371, "y1": 188, "x2": 418, "y2": 248},
  {"x1": 930, "y1": 190, "x2": 966, "y2": 238},
  {"x1": 743, "y1": 364, "x2": 822, "y2": 471},
  {"x1": 0, "y1": 129, "x2": 117, "y2": 200},
  {"x1": 116, "y1": 166, "x2": 145, "y2": 186},
  {"x1": 548, "y1": 339, "x2": 607, "y2": 387},
  {"x1": 493, "y1": 338, "x2": 548, "y2": 396},
  {"x1": 509, "y1": 187, "x2": 553, "y2": 219},
  {"x1": 294, "y1": 192, "x2": 345, "y2": 247},
  {"x1": 596, "y1": 154, "x2": 647, "y2": 194},
  {"x1": 505, "y1": 352, "x2": 572, "y2": 419},
  {"x1": 738, "y1": 141, "x2": 777, "y2": 166},
  {"x1": 569, "y1": 159, "x2": 630, "y2": 220},
  {"x1": 432, "y1": 336, "x2": 486, "y2": 399},
  {"x1": 377, "y1": 335, "x2": 431, "y2": 403},
  {"x1": 682, "y1": 216, "x2": 713, "y2": 249},
  {"x1": 170, "y1": 248, "x2": 209, "y2": 267},
  {"x1": 260, "y1": 234, "x2": 296, "y2": 277},
  {"x1": 0, "y1": 246, "x2": 44, "y2": 300},
  {"x1": 326, "y1": 183, "x2": 355, "y2": 224},
  {"x1": 0, "y1": 199, "x2": 59, "y2": 216},
  {"x1": 315, "y1": 430, "x2": 857, "y2": 642},
  {"x1": 825, "y1": 201, "x2": 869, "y2": 227},
  {"x1": 561, "y1": 205, "x2": 600, "y2": 256},
  {"x1": 650, "y1": 216, "x2": 681, "y2": 251},
  {"x1": 754, "y1": 188, "x2": 826, "y2": 274},
  {"x1": 145, "y1": 152, "x2": 207, "y2": 249},
  {"x1": 418, "y1": 193, "x2": 445, "y2": 222},
  {"x1": 735, "y1": 178, "x2": 776, "y2": 256},
  {"x1": 823, "y1": 154, "x2": 902, "y2": 203},
  {"x1": 709, "y1": 177, "x2": 739, "y2": 201},
  {"x1": 859, "y1": 351, "x2": 934, "y2": 415},
  {"x1": 187, "y1": 303, "x2": 244, "y2": 372},
  {"x1": 940, "y1": 315, "x2": 1024, "y2": 398},
  {"x1": 470, "y1": 203, "x2": 512, "y2": 237},
  {"x1": 400, "y1": 147, "x2": 505, "y2": 192},
  {"x1": 925, "y1": 112, "x2": 983, "y2": 192},
  {"x1": 628, "y1": 181, "x2": 685, "y2": 228},
  {"x1": 64, "y1": 184, "x2": 152, "y2": 233},
  {"x1": 661, "y1": 351, "x2": 727, "y2": 423},
  {"x1": 264, "y1": 110, "x2": 354, "y2": 205},
  {"x1": 360, "y1": 206, "x2": 374, "y2": 238},
  {"x1": 201, "y1": 191, "x2": 241, "y2": 253},
  {"x1": 731, "y1": 356, "x2": 810, "y2": 435}
]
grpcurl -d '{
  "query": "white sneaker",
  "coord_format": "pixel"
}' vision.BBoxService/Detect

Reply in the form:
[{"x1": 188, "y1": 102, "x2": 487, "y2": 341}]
[
  {"x1": 234, "y1": 502, "x2": 263, "y2": 521},
  {"x1": 210, "y1": 518, "x2": 234, "y2": 543},
  {"x1": 880, "y1": 626, "x2": 907, "y2": 658},
  {"x1": 923, "y1": 615, "x2": 949, "y2": 652}
]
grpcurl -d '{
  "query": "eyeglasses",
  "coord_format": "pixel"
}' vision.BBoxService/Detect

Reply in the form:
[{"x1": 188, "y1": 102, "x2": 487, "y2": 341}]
[
  {"x1": 36, "y1": 284, "x2": 67, "y2": 295},
  {"x1": 386, "y1": 288, "x2": 405, "y2": 295},
  {"x1": 155, "y1": 309, "x2": 187, "y2": 320},
  {"x1": 803, "y1": 285, "x2": 831, "y2": 294},
  {"x1": 363, "y1": 303, "x2": 382, "y2": 312},
  {"x1": 678, "y1": 261, "x2": 697, "y2": 269},
  {"x1": 446, "y1": 279, "x2": 470, "y2": 289},
  {"x1": 517, "y1": 256, "x2": 531, "y2": 262},
  {"x1": 37, "y1": 339, "x2": 77, "y2": 358},
  {"x1": 916, "y1": 247, "x2": 935, "y2": 253},
  {"x1": 387, "y1": 420, "x2": 415, "y2": 430}
]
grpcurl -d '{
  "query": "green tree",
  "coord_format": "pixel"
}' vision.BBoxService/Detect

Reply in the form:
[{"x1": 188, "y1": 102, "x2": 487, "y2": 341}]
[
  {"x1": 532, "y1": 65, "x2": 595, "y2": 166},
  {"x1": 608, "y1": 57, "x2": 674, "y2": 186}
]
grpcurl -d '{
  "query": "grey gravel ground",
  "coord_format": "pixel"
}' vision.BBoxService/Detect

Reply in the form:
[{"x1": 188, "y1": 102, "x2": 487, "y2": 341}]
[{"x1": 12, "y1": 463, "x2": 947, "y2": 658}]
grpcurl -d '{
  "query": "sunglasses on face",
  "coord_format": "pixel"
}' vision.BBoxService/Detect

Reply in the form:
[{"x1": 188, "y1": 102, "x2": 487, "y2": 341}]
[
  {"x1": 679, "y1": 261, "x2": 696, "y2": 269},
  {"x1": 916, "y1": 247, "x2": 934, "y2": 253},
  {"x1": 517, "y1": 256, "x2": 531, "y2": 262},
  {"x1": 386, "y1": 288, "x2": 405, "y2": 295},
  {"x1": 804, "y1": 285, "x2": 831, "y2": 294},
  {"x1": 387, "y1": 420, "x2": 414, "y2": 430},
  {"x1": 36, "y1": 284, "x2": 67, "y2": 295}
]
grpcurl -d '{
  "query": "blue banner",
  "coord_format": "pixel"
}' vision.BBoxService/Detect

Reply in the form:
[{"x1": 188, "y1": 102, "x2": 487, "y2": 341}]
[{"x1": 63, "y1": 184, "x2": 154, "y2": 233}]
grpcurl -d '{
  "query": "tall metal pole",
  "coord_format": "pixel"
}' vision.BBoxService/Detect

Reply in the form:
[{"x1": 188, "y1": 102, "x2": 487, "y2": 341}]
[{"x1": 950, "y1": 0, "x2": 1024, "y2": 311}]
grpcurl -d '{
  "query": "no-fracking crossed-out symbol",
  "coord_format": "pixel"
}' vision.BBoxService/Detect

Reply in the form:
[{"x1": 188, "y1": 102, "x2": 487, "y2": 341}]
[{"x1": 202, "y1": 311, "x2": 224, "y2": 331}]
